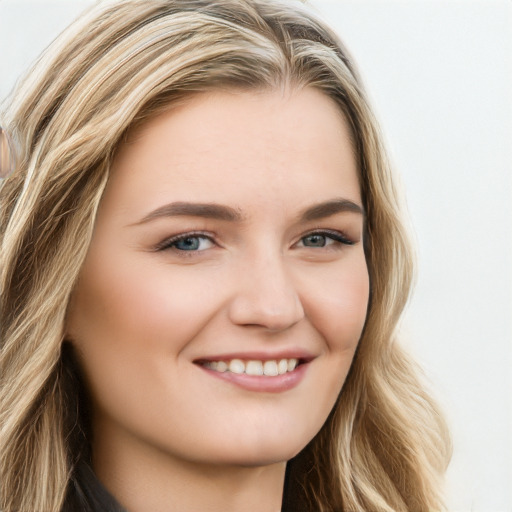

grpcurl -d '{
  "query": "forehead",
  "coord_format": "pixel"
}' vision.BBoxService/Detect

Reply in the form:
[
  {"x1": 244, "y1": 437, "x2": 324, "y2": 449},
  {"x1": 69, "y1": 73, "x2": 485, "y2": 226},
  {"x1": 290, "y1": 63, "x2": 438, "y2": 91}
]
[{"x1": 102, "y1": 88, "x2": 361, "y2": 222}]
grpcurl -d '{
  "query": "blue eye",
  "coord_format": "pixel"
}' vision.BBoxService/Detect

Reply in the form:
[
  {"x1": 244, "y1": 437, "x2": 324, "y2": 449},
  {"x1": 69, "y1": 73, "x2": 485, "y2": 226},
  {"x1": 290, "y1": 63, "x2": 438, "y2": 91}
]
[
  {"x1": 298, "y1": 231, "x2": 354, "y2": 248},
  {"x1": 159, "y1": 234, "x2": 214, "y2": 252},
  {"x1": 302, "y1": 234, "x2": 329, "y2": 247}
]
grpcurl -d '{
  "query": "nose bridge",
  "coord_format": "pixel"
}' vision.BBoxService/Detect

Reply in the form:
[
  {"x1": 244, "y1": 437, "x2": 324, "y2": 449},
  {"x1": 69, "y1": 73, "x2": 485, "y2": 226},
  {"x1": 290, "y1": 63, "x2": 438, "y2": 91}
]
[{"x1": 228, "y1": 245, "x2": 304, "y2": 331}]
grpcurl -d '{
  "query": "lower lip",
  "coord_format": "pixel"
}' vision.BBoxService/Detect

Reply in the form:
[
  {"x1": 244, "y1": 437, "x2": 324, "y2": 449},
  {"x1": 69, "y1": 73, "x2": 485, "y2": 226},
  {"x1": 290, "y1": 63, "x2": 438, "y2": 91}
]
[{"x1": 197, "y1": 363, "x2": 309, "y2": 393}]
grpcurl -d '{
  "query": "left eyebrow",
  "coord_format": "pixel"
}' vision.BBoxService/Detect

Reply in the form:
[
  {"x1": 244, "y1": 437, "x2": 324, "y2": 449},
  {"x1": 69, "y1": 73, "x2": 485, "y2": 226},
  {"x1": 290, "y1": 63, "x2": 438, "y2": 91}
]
[{"x1": 299, "y1": 198, "x2": 365, "y2": 222}]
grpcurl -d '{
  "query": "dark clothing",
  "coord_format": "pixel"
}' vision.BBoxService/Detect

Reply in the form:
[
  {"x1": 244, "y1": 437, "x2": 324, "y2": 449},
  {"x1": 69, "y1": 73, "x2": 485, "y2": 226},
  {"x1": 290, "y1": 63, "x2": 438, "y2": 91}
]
[
  {"x1": 62, "y1": 462, "x2": 126, "y2": 512},
  {"x1": 62, "y1": 459, "x2": 305, "y2": 512}
]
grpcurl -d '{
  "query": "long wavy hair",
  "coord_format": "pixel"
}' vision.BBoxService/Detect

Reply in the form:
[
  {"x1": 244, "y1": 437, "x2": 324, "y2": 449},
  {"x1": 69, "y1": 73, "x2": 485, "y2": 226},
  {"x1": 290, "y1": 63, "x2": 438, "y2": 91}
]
[{"x1": 0, "y1": 1, "x2": 451, "y2": 511}]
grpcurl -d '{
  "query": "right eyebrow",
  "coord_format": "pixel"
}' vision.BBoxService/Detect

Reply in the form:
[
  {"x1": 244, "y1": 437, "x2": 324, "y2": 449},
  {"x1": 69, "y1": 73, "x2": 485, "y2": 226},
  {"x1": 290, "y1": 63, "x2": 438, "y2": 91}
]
[{"x1": 131, "y1": 202, "x2": 246, "y2": 225}]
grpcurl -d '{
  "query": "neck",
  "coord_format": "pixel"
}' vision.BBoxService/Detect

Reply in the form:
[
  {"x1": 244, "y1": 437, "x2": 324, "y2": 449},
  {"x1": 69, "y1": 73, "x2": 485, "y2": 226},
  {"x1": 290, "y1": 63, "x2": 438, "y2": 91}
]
[{"x1": 92, "y1": 425, "x2": 287, "y2": 512}]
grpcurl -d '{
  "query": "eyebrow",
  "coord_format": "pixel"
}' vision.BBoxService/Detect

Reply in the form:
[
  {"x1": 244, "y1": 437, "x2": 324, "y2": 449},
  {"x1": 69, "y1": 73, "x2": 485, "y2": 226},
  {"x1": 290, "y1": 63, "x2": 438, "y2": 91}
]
[
  {"x1": 134, "y1": 202, "x2": 245, "y2": 224},
  {"x1": 299, "y1": 198, "x2": 364, "y2": 222},
  {"x1": 133, "y1": 198, "x2": 364, "y2": 226}
]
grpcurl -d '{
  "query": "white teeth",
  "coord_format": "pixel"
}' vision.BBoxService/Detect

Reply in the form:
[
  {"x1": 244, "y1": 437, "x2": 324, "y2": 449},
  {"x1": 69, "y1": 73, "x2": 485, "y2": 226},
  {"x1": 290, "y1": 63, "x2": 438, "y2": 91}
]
[
  {"x1": 287, "y1": 358, "x2": 298, "y2": 371},
  {"x1": 229, "y1": 359, "x2": 245, "y2": 374},
  {"x1": 263, "y1": 360, "x2": 279, "y2": 376},
  {"x1": 246, "y1": 360, "x2": 264, "y2": 376},
  {"x1": 203, "y1": 358, "x2": 301, "y2": 376},
  {"x1": 278, "y1": 359, "x2": 288, "y2": 375},
  {"x1": 216, "y1": 361, "x2": 228, "y2": 373}
]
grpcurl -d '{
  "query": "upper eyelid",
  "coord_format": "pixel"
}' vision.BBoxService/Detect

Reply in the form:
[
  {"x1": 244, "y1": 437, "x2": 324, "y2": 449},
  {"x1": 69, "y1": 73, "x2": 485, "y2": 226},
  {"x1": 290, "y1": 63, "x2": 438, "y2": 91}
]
[
  {"x1": 295, "y1": 228, "x2": 358, "y2": 245},
  {"x1": 296, "y1": 228, "x2": 355, "y2": 242}
]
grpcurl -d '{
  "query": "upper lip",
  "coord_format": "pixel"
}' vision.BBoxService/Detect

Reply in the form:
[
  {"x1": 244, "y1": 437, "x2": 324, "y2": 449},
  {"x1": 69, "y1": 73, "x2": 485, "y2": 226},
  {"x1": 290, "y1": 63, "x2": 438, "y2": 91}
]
[{"x1": 193, "y1": 349, "x2": 316, "y2": 364}]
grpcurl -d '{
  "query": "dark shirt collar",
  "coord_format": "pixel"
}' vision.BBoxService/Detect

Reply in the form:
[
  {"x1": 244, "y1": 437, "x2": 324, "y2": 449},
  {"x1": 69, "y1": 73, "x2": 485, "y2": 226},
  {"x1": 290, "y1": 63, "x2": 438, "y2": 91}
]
[{"x1": 62, "y1": 459, "x2": 303, "y2": 512}]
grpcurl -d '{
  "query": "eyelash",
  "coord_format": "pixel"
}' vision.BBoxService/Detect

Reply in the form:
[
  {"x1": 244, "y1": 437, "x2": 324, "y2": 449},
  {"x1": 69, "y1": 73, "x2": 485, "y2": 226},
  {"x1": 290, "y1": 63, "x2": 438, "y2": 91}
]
[
  {"x1": 298, "y1": 230, "x2": 355, "y2": 248},
  {"x1": 155, "y1": 229, "x2": 355, "y2": 253}
]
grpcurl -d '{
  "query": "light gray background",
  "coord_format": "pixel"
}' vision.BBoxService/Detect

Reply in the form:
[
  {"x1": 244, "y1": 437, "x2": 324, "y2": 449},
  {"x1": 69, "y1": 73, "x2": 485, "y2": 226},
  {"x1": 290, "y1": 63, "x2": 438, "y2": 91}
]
[{"x1": 1, "y1": 1, "x2": 510, "y2": 510}]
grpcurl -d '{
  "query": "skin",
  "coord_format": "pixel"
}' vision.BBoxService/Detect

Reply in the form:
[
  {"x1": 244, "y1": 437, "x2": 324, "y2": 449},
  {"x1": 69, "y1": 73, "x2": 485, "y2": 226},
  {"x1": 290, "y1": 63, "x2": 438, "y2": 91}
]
[{"x1": 66, "y1": 87, "x2": 369, "y2": 512}]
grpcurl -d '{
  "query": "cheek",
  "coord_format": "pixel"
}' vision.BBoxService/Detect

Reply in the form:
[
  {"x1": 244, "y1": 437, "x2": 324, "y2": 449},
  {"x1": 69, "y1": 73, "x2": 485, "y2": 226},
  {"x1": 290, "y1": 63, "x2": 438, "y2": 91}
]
[
  {"x1": 65, "y1": 252, "x2": 226, "y2": 432},
  {"x1": 288, "y1": 257, "x2": 369, "y2": 444},
  {"x1": 67, "y1": 252, "x2": 221, "y2": 359},
  {"x1": 300, "y1": 256, "x2": 370, "y2": 354}
]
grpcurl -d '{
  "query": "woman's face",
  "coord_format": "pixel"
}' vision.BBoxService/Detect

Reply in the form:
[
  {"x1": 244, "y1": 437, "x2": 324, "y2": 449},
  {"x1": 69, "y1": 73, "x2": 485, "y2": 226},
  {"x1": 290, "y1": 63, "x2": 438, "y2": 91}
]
[{"x1": 67, "y1": 88, "x2": 369, "y2": 468}]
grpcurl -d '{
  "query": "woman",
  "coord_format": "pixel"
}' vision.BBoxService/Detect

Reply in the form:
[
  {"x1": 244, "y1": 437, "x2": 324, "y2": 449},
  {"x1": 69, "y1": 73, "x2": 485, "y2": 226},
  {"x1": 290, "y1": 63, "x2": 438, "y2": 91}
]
[{"x1": 0, "y1": 1, "x2": 451, "y2": 511}]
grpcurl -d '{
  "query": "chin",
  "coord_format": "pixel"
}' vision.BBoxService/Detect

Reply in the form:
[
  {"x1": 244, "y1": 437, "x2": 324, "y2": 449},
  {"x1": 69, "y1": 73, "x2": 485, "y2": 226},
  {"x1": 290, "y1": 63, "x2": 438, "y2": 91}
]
[{"x1": 205, "y1": 429, "x2": 313, "y2": 468}]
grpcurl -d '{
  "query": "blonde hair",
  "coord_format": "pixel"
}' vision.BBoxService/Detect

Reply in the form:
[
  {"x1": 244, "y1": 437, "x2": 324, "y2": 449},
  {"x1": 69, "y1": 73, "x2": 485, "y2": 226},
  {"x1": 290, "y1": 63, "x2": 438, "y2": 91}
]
[{"x1": 0, "y1": 1, "x2": 451, "y2": 510}]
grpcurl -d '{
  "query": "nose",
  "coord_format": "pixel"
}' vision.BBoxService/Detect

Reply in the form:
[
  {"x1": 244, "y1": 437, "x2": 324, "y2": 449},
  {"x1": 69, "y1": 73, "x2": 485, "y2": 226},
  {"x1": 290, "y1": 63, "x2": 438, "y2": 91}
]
[{"x1": 227, "y1": 252, "x2": 305, "y2": 332}]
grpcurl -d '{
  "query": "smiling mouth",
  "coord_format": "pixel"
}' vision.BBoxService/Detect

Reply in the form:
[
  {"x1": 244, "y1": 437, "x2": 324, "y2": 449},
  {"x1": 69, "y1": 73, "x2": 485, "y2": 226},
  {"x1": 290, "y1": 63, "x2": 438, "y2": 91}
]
[{"x1": 196, "y1": 358, "x2": 303, "y2": 376}]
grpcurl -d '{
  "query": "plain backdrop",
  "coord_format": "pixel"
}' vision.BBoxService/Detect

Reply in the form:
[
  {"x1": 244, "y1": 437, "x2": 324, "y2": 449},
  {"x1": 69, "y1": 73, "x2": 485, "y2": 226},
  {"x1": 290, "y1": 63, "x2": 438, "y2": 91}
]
[{"x1": 1, "y1": 1, "x2": 511, "y2": 510}]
